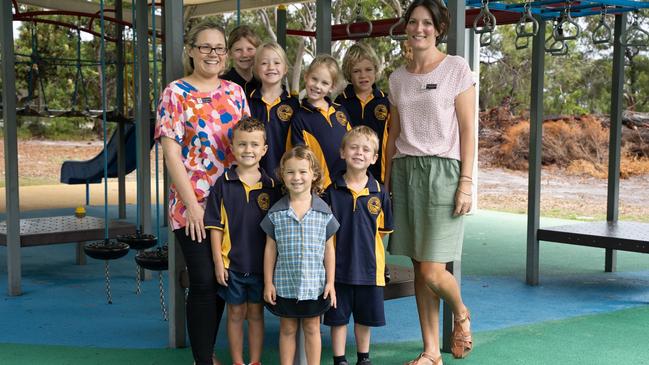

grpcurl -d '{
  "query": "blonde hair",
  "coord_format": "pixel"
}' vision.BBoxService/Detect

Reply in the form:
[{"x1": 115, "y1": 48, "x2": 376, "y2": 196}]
[
  {"x1": 253, "y1": 42, "x2": 290, "y2": 80},
  {"x1": 304, "y1": 54, "x2": 342, "y2": 89},
  {"x1": 278, "y1": 146, "x2": 325, "y2": 195},
  {"x1": 182, "y1": 19, "x2": 226, "y2": 76},
  {"x1": 227, "y1": 25, "x2": 261, "y2": 51},
  {"x1": 341, "y1": 126, "x2": 380, "y2": 155},
  {"x1": 341, "y1": 42, "x2": 380, "y2": 82}
]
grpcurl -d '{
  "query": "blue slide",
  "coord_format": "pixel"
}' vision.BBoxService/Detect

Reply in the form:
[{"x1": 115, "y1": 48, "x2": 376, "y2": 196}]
[{"x1": 60, "y1": 122, "x2": 155, "y2": 184}]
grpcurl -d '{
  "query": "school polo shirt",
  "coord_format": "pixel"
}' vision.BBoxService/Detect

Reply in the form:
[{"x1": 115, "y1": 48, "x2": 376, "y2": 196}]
[
  {"x1": 249, "y1": 87, "x2": 299, "y2": 179},
  {"x1": 260, "y1": 194, "x2": 340, "y2": 301},
  {"x1": 290, "y1": 98, "x2": 352, "y2": 188},
  {"x1": 221, "y1": 68, "x2": 261, "y2": 98},
  {"x1": 323, "y1": 172, "x2": 394, "y2": 286},
  {"x1": 335, "y1": 84, "x2": 390, "y2": 183},
  {"x1": 204, "y1": 166, "x2": 280, "y2": 274}
]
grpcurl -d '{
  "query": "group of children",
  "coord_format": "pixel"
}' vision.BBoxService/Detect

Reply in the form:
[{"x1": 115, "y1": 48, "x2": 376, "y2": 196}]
[{"x1": 207, "y1": 25, "x2": 393, "y2": 365}]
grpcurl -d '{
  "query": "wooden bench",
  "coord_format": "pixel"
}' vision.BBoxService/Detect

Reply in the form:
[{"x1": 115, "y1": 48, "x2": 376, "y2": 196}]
[{"x1": 0, "y1": 215, "x2": 136, "y2": 278}]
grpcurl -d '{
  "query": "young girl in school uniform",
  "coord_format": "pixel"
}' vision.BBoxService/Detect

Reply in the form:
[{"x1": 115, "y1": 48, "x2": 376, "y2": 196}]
[
  {"x1": 261, "y1": 146, "x2": 339, "y2": 365},
  {"x1": 290, "y1": 55, "x2": 351, "y2": 188},
  {"x1": 249, "y1": 42, "x2": 299, "y2": 179}
]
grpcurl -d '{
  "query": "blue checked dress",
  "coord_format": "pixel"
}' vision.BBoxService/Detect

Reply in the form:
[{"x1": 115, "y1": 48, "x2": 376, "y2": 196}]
[{"x1": 261, "y1": 194, "x2": 339, "y2": 301}]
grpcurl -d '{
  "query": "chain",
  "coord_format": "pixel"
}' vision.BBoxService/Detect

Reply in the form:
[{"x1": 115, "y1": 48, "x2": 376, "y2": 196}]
[
  {"x1": 159, "y1": 271, "x2": 168, "y2": 321},
  {"x1": 105, "y1": 260, "x2": 113, "y2": 304}
]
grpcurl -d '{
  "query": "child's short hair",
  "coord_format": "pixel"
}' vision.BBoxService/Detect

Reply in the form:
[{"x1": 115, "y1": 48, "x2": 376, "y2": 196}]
[
  {"x1": 341, "y1": 42, "x2": 381, "y2": 82},
  {"x1": 341, "y1": 126, "x2": 380, "y2": 155},
  {"x1": 278, "y1": 146, "x2": 325, "y2": 195},
  {"x1": 227, "y1": 25, "x2": 261, "y2": 51},
  {"x1": 253, "y1": 41, "x2": 290, "y2": 79},
  {"x1": 232, "y1": 116, "x2": 267, "y2": 141},
  {"x1": 305, "y1": 54, "x2": 342, "y2": 88}
]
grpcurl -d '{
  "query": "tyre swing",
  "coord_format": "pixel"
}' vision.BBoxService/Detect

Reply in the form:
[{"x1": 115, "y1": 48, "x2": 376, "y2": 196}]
[{"x1": 83, "y1": 0, "x2": 130, "y2": 304}]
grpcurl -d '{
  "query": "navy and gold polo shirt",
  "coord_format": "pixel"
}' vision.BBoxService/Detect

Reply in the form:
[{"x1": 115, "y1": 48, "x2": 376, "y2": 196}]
[
  {"x1": 249, "y1": 87, "x2": 299, "y2": 179},
  {"x1": 322, "y1": 172, "x2": 394, "y2": 286},
  {"x1": 204, "y1": 166, "x2": 280, "y2": 274},
  {"x1": 335, "y1": 84, "x2": 390, "y2": 183},
  {"x1": 221, "y1": 68, "x2": 261, "y2": 98},
  {"x1": 290, "y1": 97, "x2": 352, "y2": 188}
]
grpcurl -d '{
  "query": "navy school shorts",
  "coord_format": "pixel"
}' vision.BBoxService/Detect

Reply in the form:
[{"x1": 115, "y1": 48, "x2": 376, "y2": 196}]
[
  {"x1": 323, "y1": 283, "x2": 385, "y2": 327},
  {"x1": 217, "y1": 270, "x2": 264, "y2": 305}
]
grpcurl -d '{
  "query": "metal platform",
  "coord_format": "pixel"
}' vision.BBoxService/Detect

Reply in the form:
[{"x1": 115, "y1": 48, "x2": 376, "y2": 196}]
[
  {"x1": 0, "y1": 215, "x2": 136, "y2": 247},
  {"x1": 0, "y1": 215, "x2": 136, "y2": 278},
  {"x1": 384, "y1": 264, "x2": 415, "y2": 300},
  {"x1": 537, "y1": 221, "x2": 649, "y2": 272}
]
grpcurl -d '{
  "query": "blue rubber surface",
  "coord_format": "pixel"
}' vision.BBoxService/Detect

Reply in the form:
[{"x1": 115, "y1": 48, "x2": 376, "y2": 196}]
[{"x1": 1, "y1": 208, "x2": 648, "y2": 349}]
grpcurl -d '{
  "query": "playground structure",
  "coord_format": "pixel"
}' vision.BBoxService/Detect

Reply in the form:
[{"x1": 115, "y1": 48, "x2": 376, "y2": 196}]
[{"x1": 1, "y1": 0, "x2": 648, "y2": 359}]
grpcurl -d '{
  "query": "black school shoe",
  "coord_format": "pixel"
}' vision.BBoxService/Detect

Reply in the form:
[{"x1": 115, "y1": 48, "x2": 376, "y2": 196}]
[{"x1": 357, "y1": 360, "x2": 372, "y2": 365}]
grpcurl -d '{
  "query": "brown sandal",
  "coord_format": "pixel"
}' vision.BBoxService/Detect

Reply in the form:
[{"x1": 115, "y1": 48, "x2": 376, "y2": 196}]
[
  {"x1": 405, "y1": 352, "x2": 442, "y2": 365},
  {"x1": 451, "y1": 310, "x2": 473, "y2": 359}
]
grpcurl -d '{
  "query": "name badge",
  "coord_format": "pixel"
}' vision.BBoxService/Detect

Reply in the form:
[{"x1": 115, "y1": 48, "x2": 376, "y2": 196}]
[
  {"x1": 425, "y1": 83, "x2": 437, "y2": 90},
  {"x1": 198, "y1": 97, "x2": 212, "y2": 104}
]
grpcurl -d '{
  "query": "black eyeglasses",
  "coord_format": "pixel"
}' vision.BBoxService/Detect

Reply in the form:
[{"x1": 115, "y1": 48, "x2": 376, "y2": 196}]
[{"x1": 193, "y1": 45, "x2": 227, "y2": 55}]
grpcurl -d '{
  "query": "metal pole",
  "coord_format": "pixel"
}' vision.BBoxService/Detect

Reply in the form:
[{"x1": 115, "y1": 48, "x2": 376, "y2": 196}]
[
  {"x1": 605, "y1": 13, "x2": 626, "y2": 272},
  {"x1": 315, "y1": 0, "x2": 331, "y2": 54},
  {"x1": 1, "y1": 0, "x2": 22, "y2": 296},
  {"x1": 116, "y1": 0, "x2": 127, "y2": 219},
  {"x1": 163, "y1": 0, "x2": 187, "y2": 348},
  {"x1": 277, "y1": 4, "x2": 287, "y2": 50},
  {"x1": 136, "y1": 0, "x2": 151, "y2": 234},
  {"x1": 446, "y1": 0, "x2": 466, "y2": 58},
  {"x1": 526, "y1": 17, "x2": 545, "y2": 286},
  {"x1": 441, "y1": 0, "x2": 466, "y2": 353}
]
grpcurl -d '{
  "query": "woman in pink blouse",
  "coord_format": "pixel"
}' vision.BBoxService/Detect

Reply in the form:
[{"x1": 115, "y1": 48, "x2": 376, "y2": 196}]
[
  {"x1": 384, "y1": 1, "x2": 476, "y2": 364},
  {"x1": 155, "y1": 19, "x2": 249, "y2": 365}
]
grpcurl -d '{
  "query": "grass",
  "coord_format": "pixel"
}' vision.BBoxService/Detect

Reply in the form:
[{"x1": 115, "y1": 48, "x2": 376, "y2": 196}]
[{"x1": 0, "y1": 177, "x2": 58, "y2": 189}]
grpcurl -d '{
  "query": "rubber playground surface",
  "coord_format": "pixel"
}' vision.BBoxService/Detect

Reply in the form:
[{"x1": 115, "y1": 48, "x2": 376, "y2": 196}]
[{"x1": 1, "y1": 202, "x2": 648, "y2": 364}]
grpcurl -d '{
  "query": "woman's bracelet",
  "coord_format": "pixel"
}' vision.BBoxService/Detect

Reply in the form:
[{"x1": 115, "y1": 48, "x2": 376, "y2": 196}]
[
  {"x1": 459, "y1": 175, "x2": 473, "y2": 181},
  {"x1": 457, "y1": 189, "x2": 472, "y2": 196}
]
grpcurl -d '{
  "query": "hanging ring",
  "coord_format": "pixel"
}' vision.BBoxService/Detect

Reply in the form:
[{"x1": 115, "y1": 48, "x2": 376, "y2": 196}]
[
  {"x1": 346, "y1": 7, "x2": 373, "y2": 38},
  {"x1": 389, "y1": 17, "x2": 407, "y2": 41},
  {"x1": 592, "y1": 10, "x2": 612, "y2": 45}
]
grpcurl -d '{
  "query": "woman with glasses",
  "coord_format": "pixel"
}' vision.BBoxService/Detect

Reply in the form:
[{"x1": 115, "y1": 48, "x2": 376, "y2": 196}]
[{"x1": 155, "y1": 19, "x2": 250, "y2": 365}]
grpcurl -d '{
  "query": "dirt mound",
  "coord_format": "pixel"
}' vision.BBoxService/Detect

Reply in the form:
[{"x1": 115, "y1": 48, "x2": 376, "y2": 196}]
[{"x1": 480, "y1": 109, "x2": 649, "y2": 178}]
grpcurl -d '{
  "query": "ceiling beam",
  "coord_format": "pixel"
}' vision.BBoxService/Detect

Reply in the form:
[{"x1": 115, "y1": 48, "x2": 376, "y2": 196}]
[
  {"x1": 188, "y1": 0, "x2": 308, "y2": 18},
  {"x1": 15, "y1": 0, "x2": 162, "y2": 30}
]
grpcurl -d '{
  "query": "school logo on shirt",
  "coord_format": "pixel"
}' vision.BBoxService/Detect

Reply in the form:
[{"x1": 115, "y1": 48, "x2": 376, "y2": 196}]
[
  {"x1": 277, "y1": 105, "x2": 293, "y2": 122},
  {"x1": 374, "y1": 104, "x2": 388, "y2": 121},
  {"x1": 257, "y1": 193, "x2": 271, "y2": 211},
  {"x1": 367, "y1": 196, "x2": 381, "y2": 215},
  {"x1": 335, "y1": 111, "x2": 348, "y2": 127}
]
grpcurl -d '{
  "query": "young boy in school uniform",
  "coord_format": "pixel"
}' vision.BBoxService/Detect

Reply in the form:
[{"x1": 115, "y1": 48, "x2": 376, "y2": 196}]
[
  {"x1": 335, "y1": 42, "x2": 390, "y2": 184},
  {"x1": 323, "y1": 126, "x2": 394, "y2": 365},
  {"x1": 205, "y1": 116, "x2": 281, "y2": 365}
]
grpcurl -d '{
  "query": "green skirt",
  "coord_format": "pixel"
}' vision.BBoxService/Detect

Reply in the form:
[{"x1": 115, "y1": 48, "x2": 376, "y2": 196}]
[{"x1": 389, "y1": 156, "x2": 464, "y2": 263}]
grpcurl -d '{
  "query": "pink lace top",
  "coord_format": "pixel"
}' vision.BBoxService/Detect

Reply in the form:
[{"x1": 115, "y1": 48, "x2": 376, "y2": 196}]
[{"x1": 388, "y1": 55, "x2": 475, "y2": 161}]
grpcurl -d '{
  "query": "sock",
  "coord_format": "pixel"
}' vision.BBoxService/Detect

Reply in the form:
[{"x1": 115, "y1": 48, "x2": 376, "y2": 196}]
[
  {"x1": 333, "y1": 355, "x2": 347, "y2": 365},
  {"x1": 357, "y1": 352, "x2": 370, "y2": 362}
]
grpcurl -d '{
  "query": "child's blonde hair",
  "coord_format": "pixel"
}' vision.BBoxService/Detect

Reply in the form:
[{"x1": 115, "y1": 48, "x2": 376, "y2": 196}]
[
  {"x1": 278, "y1": 146, "x2": 325, "y2": 195},
  {"x1": 341, "y1": 126, "x2": 380, "y2": 155},
  {"x1": 253, "y1": 42, "x2": 290, "y2": 79},
  {"x1": 304, "y1": 54, "x2": 342, "y2": 89},
  {"x1": 341, "y1": 42, "x2": 381, "y2": 82},
  {"x1": 232, "y1": 116, "x2": 266, "y2": 141}
]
